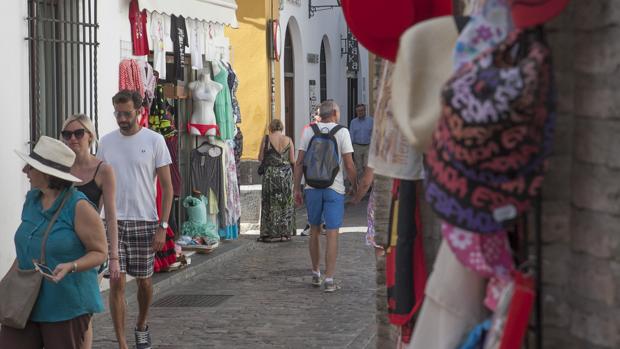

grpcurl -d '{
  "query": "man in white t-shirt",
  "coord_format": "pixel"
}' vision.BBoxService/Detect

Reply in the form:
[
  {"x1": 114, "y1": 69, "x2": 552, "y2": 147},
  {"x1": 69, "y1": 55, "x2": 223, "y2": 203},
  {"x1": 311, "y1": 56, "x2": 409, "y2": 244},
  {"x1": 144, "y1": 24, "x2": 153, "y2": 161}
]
[
  {"x1": 294, "y1": 100, "x2": 357, "y2": 293},
  {"x1": 97, "y1": 90, "x2": 173, "y2": 349}
]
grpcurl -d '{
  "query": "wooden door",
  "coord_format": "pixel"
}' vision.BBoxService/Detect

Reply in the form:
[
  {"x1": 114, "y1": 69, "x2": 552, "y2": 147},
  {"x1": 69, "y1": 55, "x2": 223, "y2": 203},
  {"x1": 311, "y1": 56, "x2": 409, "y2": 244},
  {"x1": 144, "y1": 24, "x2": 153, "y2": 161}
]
[{"x1": 284, "y1": 77, "x2": 295, "y2": 138}]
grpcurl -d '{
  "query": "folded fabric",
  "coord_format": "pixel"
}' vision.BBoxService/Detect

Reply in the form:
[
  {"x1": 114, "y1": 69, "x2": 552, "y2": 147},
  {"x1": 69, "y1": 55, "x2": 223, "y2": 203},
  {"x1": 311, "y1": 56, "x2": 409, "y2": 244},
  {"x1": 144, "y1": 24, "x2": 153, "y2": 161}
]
[
  {"x1": 453, "y1": 0, "x2": 513, "y2": 71},
  {"x1": 459, "y1": 319, "x2": 492, "y2": 349},
  {"x1": 442, "y1": 222, "x2": 514, "y2": 279},
  {"x1": 408, "y1": 240, "x2": 486, "y2": 349},
  {"x1": 181, "y1": 221, "x2": 219, "y2": 245}
]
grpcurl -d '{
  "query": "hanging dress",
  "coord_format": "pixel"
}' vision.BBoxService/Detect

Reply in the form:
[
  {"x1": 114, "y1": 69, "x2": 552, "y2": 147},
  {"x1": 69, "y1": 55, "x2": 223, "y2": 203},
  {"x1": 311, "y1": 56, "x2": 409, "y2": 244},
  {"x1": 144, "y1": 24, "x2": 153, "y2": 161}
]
[
  {"x1": 213, "y1": 62, "x2": 235, "y2": 140},
  {"x1": 259, "y1": 140, "x2": 295, "y2": 241}
]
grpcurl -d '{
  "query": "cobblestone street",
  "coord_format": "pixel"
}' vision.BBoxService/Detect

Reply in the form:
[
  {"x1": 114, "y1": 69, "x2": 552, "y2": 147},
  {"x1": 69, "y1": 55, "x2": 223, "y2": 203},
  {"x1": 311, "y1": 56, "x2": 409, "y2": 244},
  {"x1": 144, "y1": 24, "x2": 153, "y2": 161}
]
[{"x1": 93, "y1": 201, "x2": 376, "y2": 348}]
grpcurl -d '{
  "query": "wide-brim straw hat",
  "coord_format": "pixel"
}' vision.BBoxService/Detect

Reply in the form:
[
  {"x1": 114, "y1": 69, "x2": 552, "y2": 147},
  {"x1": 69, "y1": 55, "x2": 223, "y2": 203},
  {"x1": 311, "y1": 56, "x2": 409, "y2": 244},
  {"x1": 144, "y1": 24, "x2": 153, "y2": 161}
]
[
  {"x1": 15, "y1": 135, "x2": 82, "y2": 182},
  {"x1": 391, "y1": 16, "x2": 459, "y2": 151}
]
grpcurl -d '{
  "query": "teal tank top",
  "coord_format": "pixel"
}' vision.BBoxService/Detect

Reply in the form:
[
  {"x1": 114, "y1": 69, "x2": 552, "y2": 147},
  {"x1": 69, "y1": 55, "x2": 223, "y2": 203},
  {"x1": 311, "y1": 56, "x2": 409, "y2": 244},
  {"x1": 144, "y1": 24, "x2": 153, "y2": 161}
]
[{"x1": 14, "y1": 187, "x2": 104, "y2": 322}]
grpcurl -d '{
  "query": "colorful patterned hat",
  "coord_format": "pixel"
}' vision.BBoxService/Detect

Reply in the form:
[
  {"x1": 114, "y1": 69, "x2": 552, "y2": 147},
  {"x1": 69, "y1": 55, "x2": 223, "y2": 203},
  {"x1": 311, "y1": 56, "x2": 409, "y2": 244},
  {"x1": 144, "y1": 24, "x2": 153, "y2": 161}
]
[{"x1": 424, "y1": 29, "x2": 555, "y2": 233}]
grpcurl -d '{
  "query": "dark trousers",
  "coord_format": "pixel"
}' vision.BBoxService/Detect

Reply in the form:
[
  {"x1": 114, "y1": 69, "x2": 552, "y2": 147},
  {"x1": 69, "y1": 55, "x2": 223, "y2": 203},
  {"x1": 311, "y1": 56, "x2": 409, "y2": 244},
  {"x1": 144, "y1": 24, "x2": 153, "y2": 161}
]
[{"x1": 0, "y1": 313, "x2": 91, "y2": 349}]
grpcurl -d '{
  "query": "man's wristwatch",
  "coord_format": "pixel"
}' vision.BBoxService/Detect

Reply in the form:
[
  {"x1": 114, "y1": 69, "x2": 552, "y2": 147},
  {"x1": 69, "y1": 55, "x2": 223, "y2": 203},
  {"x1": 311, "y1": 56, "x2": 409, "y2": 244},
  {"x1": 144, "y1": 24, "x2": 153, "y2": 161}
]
[{"x1": 159, "y1": 221, "x2": 169, "y2": 229}]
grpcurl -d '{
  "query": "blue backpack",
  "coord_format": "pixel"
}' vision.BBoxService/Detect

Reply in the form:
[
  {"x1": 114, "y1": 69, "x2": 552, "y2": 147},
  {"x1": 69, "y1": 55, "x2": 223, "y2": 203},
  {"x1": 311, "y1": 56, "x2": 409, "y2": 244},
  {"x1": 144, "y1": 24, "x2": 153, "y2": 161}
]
[{"x1": 303, "y1": 124, "x2": 345, "y2": 189}]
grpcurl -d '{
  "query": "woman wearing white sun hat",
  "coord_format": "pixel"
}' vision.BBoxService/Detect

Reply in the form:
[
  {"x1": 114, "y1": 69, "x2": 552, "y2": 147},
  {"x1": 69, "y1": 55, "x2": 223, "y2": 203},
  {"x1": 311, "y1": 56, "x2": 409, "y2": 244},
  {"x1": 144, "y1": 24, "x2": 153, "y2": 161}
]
[{"x1": 0, "y1": 136, "x2": 107, "y2": 349}]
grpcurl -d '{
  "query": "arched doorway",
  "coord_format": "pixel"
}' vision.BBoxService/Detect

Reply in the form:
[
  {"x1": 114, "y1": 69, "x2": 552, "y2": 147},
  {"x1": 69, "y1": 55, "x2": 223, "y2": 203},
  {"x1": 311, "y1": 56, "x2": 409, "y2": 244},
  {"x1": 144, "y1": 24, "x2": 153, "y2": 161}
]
[{"x1": 284, "y1": 26, "x2": 295, "y2": 138}]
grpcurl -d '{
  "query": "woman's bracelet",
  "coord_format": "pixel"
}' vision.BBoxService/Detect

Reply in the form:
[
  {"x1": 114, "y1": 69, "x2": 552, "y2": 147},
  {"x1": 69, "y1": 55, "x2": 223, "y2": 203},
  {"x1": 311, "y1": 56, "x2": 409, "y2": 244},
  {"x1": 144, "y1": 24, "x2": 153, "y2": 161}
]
[{"x1": 71, "y1": 262, "x2": 78, "y2": 273}]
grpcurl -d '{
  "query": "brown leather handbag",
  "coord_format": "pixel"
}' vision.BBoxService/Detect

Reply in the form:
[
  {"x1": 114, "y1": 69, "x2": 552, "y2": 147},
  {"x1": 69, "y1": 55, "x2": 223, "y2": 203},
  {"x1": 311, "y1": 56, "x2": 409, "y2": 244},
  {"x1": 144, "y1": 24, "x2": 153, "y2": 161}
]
[{"x1": 0, "y1": 191, "x2": 71, "y2": 329}]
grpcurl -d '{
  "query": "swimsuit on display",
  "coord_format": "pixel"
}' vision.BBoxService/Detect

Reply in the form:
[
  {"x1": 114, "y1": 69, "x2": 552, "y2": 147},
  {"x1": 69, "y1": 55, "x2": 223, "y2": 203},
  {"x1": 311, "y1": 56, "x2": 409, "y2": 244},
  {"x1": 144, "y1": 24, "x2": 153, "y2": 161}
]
[
  {"x1": 188, "y1": 79, "x2": 220, "y2": 136},
  {"x1": 187, "y1": 123, "x2": 220, "y2": 136}
]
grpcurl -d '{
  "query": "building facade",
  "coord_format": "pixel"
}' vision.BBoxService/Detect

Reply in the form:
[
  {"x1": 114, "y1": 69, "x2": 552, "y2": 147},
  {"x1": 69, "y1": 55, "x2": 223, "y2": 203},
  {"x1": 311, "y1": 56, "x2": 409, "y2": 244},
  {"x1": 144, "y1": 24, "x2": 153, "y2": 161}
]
[{"x1": 278, "y1": 0, "x2": 370, "y2": 146}]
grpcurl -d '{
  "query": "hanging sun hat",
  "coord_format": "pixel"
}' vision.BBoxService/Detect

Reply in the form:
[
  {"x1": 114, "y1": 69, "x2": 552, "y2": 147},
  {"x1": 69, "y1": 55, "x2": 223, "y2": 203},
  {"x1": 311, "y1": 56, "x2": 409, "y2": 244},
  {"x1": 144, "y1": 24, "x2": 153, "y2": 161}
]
[
  {"x1": 15, "y1": 136, "x2": 82, "y2": 182},
  {"x1": 510, "y1": 0, "x2": 570, "y2": 29},
  {"x1": 391, "y1": 16, "x2": 459, "y2": 151},
  {"x1": 423, "y1": 29, "x2": 555, "y2": 233},
  {"x1": 453, "y1": 0, "x2": 514, "y2": 71},
  {"x1": 341, "y1": 0, "x2": 452, "y2": 62}
]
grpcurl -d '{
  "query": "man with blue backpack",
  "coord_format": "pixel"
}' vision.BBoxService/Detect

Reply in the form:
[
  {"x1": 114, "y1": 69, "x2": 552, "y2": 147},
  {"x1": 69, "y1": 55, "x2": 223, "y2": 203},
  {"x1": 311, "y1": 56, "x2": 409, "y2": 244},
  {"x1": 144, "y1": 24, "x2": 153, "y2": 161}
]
[{"x1": 294, "y1": 99, "x2": 357, "y2": 293}]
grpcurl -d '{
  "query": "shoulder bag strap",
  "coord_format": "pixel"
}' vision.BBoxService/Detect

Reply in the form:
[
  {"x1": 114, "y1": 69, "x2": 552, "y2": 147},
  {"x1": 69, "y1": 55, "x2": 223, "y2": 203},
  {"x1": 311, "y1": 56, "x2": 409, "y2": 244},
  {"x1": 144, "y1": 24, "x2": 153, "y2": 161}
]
[{"x1": 39, "y1": 188, "x2": 73, "y2": 265}]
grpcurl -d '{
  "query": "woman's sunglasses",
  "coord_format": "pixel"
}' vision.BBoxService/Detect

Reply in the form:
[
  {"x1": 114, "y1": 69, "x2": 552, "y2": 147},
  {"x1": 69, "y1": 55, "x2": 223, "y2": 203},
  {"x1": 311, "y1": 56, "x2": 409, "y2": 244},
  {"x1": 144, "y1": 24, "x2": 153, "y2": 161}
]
[{"x1": 61, "y1": 128, "x2": 87, "y2": 140}]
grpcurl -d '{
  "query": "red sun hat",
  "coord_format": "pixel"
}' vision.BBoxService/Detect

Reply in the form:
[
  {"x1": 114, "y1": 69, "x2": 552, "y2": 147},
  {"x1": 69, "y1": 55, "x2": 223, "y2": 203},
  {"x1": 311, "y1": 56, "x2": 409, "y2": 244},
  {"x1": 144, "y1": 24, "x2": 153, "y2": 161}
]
[
  {"x1": 341, "y1": 0, "x2": 452, "y2": 61},
  {"x1": 510, "y1": 0, "x2": 570, "y2": 28}
]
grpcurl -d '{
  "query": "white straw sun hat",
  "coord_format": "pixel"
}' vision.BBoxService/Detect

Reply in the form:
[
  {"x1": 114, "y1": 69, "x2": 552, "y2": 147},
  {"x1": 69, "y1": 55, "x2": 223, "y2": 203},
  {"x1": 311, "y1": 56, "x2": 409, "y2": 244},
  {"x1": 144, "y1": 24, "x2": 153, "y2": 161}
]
[
  {"x1": 391, "y1": 16, "x2": 459, "y2": 152},
  {"x1": 15, "y1": 136, "x2": 82, "y2": 182}
]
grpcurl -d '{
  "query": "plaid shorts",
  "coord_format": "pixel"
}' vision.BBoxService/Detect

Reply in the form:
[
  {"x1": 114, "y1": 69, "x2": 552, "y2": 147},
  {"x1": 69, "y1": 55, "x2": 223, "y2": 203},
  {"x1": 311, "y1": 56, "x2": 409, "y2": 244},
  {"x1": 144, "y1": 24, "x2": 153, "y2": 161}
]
[{"x1": 118, "y1": 220, "x2": 158, "y2": 279}]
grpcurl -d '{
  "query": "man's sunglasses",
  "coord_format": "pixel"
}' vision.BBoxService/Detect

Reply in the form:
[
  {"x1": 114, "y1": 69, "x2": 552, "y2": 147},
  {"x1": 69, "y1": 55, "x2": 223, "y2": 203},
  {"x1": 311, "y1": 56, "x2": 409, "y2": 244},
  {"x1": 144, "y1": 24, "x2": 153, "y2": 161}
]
[
  {"x1": 113, "y1": 110, "x2": 136, "y2": 119},
  {"x1": 61, "y1": 128, "x2": 87, "y2": 140}
]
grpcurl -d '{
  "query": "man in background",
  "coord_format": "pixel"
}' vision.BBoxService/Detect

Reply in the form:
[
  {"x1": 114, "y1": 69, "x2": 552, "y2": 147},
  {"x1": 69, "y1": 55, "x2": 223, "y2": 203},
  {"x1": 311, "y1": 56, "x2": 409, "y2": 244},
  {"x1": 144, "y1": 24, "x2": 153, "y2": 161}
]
[{"x1": 349, "y1": 104, "x2": 374, "y2": 180}]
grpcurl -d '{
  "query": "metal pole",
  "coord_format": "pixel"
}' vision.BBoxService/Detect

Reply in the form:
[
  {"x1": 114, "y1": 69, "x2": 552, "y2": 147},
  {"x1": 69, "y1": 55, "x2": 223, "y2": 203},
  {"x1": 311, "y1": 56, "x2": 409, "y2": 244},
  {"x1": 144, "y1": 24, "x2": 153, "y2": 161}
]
[
  {"x1": 82, "y1": 0, "x2": 87, "y2": 113},
  {"x1": 64, "y1": 0, "x2": 69, "y2": 119},
  {"x1": 70, "y1": 0, "x2": 75, "y2": 114},
  {"x1": 88, "y1": 0, "x2": 93, "y2": 122},
  {"x1": 94, "y1": 0, "x2": 99, "y2": 138},
  {"x1": 535, "y1": 194, "x2": 543, "y2": 349}
]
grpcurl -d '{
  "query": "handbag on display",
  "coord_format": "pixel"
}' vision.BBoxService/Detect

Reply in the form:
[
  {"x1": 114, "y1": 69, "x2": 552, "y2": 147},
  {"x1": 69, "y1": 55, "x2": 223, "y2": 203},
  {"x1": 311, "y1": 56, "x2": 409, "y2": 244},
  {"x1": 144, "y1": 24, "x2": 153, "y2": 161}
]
[
  {"x1": 0, "y1": 191, "x2": 71, "y2": 329},
  {"x1": 484, "y1": 271, "x2": 535, "y2": 349},
  {"x1": 257, "y1": 135, "x2": 269, "y2": 176}
]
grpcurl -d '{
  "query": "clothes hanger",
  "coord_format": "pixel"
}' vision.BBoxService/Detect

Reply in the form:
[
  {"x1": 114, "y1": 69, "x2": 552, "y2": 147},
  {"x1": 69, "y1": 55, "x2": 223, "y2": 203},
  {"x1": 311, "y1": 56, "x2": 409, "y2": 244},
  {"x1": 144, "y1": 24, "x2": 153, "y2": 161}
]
[
  {"x1": 454, "y1": 15, "x2": 471, "y2": 33},
  {"x1": 196, "y1": 140, "x2": 212, "y2": 151}
]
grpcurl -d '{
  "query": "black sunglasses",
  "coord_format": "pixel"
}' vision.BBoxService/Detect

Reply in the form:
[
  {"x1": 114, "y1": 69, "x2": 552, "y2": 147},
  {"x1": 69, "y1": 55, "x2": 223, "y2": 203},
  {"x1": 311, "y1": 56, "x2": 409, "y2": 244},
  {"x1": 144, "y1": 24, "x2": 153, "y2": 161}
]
[
  {"x1": 61, "y1": 128, "x2": 87, "y2": 140},
  {"x1": 113, "y1": 110, "x2": 137, "y2": 119}
]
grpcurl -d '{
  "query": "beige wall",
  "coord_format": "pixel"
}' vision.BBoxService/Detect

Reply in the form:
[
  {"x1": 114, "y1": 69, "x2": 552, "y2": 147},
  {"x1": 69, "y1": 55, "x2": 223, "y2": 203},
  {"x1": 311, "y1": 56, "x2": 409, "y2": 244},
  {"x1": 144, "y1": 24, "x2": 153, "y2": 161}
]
[{"x1": 226, "y1": 0, "x2": 281, "y2": 160}]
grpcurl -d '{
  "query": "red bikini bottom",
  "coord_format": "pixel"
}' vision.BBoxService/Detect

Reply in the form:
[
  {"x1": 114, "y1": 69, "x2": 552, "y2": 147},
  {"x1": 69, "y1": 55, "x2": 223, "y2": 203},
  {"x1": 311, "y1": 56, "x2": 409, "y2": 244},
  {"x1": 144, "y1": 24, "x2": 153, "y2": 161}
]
[{"x1": 187, "y1": 123, "x2": 220, "y2": 136}]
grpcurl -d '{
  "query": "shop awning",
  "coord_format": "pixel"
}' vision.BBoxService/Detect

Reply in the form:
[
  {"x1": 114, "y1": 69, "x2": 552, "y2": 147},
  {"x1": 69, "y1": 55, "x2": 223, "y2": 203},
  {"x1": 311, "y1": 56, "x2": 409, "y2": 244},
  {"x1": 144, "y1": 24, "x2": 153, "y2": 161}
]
[{"x1": 140, "y1": 0, "x2": 239, "y2": 28}]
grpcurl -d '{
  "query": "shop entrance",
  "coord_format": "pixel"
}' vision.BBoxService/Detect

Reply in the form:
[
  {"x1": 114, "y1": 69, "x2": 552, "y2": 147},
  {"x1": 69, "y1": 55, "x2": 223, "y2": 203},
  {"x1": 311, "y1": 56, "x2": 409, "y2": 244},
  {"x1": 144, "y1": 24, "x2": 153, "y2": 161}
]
[{"x1": 284, "y1": 77, "x2": 294, "y2": 138}]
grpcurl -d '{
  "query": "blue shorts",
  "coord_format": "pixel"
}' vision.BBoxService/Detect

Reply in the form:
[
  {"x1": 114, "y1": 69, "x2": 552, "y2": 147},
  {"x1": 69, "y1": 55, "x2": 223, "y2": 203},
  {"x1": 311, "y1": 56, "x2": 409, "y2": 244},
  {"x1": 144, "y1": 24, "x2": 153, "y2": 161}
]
[{"x1": 304, "y1": 188, "x2": 345, "y2": 230}]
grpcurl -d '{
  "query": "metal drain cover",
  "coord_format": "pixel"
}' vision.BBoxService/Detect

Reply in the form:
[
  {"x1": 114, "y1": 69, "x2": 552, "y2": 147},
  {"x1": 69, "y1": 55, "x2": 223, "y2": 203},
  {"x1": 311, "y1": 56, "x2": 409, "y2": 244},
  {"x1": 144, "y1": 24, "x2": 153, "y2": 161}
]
[{"x1": 152, "y1": 295, "x2": 232, "y2": 308}]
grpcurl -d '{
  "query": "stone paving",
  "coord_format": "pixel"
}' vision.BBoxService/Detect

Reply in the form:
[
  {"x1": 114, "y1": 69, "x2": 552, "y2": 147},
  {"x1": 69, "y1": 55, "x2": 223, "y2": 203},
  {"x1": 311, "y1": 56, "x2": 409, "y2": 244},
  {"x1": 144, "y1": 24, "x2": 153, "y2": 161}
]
[{"x1": 92, "y1": 201, "x2": 376, "y2": 348}]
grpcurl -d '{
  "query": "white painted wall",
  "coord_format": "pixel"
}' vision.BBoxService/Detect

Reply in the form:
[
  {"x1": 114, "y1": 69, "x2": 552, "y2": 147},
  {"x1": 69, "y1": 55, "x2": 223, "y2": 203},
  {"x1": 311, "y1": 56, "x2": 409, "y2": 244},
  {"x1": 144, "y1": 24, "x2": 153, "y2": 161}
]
[
  {"x1": 0, "y1": 1, "x2": 31, "y2": 276},
  {"x1": 96, "y1": 0, "x2": 125, "y2": 137},
  {"x1": 279, "y1": 3, "x2": 369, "y2": 145}
]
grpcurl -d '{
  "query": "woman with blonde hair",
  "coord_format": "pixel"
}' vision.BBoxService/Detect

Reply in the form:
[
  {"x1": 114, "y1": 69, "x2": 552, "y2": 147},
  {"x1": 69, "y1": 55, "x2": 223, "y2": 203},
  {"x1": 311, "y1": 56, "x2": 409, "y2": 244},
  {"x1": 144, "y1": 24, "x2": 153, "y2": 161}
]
[
  {"x1": 257, "y1": 119, "x2": 296, "y2": 242},
  {"x1": 61, "y1": 115, "x2": 120, "y2": 348}
]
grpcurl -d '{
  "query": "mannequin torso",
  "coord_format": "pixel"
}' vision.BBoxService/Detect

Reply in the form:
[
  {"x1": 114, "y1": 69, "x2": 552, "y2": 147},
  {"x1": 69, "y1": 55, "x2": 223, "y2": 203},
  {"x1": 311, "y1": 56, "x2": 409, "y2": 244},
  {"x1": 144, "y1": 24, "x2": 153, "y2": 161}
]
[{"x1": 188, "y1": 73, "x2": 223, "y2": 136}]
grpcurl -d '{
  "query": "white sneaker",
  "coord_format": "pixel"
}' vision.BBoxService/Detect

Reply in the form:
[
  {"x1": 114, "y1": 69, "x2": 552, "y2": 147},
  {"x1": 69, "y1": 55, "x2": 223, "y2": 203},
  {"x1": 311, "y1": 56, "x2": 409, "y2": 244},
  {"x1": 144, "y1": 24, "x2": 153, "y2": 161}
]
[
  {"x1": 324, "y1": 279, "x2": 340, "y2": 293},
  {"x1": 311, "y1": 274, "x2": 322, "y2": 287},
  {"x1": 300, "y1": 224, "x2": 311, "y2": 236}
]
